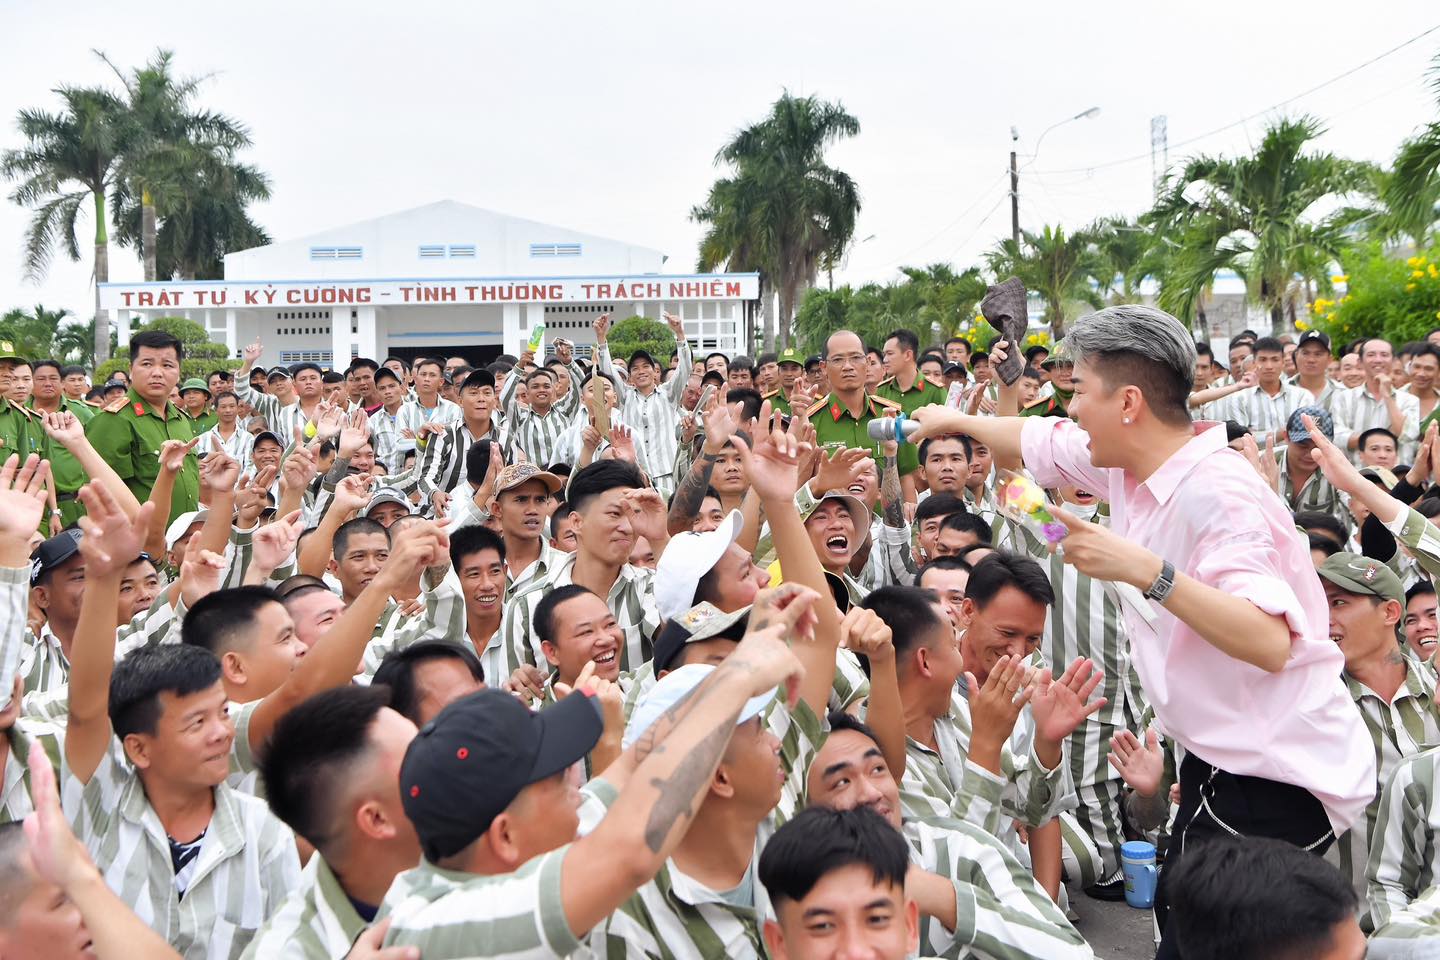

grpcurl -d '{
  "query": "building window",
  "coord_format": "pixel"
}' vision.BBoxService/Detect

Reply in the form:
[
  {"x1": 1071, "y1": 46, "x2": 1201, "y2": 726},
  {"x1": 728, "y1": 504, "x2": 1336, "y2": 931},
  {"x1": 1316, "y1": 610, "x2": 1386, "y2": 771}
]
[
  {"x1": 418, "y1": 244, "x2": 445, "y2": 259},
  {"x1": 449, "y1": 244, "x2": 476, "y2": 258},
  {"x1": 529, "y1": 242, "x2": 582, "y2": 258},
  {"x1": 310, "y1": 246, "x2": 362, "y2": 260},
  {"x1": 279, "y1": 350, "x2": 334, "y2": 365}
]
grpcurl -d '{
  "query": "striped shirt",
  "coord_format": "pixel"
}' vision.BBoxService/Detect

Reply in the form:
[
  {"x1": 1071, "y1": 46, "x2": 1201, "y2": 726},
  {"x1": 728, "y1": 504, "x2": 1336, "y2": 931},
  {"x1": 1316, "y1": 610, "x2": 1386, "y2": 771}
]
[
  {"x1": 379, "y1": 846, "x2": 580, "y2": 958},
  {"x1": 367, "y1": 404, "x2": 406, "y2": 473},
  {"x1": 239, "y1": 852, "x2": 368, "y2": 959},
  {"x1": 396, "y1": 395, "x2": 462, "y2": 443},
  {"x1": 234, "y1": 379, "x2": 323, "y2": 444},
  {"x1": 1367, "y1": 744, "x2": 1440, "y2": 938},
  {"x1": 501, "y1": 552, "x2": 659, "y2": 677},
  {"x1": 586, "y1": 700, "x2": 821, "y2": 959},
  {"x1": 359, "y1": 571, "x2": 469, "y2": 677},
  {"x1": 20, "y1": 595, "x2": 181, "y2": 699},
  {"x1": 1289, "y1": 375, "x2": 1342, "y2": 412},
  {"x1": 903, "y1": 816, "x2": 1094, "y2": 959},
  {"x1": 0, "y1": 716, "x2": 63, "y2": 825},
  {"x1": 1222, "y1": 383, "x2": 1312, "y2": 445},
  {"x1": 416, "y1": 421, "x2": 503, "y2": 497},
  {"x1": 596, "y1": 340, "x2": 692, "y2": 498},
  {"x1": 500, "y1": 361, "x2": 587, "y2": 468},
  {"x1": 63, "y1": 748, "x2": 301, "y2": 960},
  {"x1": 1337, "y1": 657, "x2": 1440, "y2": 890},
  {"x1": 900, "y1": 681, "x2": 1072, "y2": 837},
  {"x1": 1333, "y1": 383, "x2": 1421, "y2": 465},
  {"x1": 3, "y1": 563, "x2": 70, "y2": 714},
  {"x1": 193, "y1": 425, "x2": 256, "y2": 472},
  {"x1": 1275, "y1": 447, "x2": 1345, "y2": 520}
]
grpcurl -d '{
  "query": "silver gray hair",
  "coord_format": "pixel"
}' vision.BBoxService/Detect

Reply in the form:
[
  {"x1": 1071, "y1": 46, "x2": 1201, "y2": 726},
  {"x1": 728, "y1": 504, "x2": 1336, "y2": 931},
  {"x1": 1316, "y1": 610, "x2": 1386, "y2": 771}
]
[{"x1": 1061, "y1": 305, "x2": 1197, "y2": 394}]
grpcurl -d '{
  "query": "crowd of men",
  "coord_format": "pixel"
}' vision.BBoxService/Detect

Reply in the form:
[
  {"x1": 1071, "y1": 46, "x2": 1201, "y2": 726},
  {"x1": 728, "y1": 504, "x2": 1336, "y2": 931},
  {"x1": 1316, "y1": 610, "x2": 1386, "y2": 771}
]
[{"x1": 2, "y1": 303, "x2": 1440, "y2": 960}]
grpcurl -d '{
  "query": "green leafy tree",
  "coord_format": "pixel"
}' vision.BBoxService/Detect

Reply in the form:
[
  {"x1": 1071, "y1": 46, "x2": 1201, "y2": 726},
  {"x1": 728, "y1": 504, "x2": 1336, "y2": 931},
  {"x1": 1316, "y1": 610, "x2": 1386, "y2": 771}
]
[
  {"x1": 793, "y1": 264, "x2": 991, "y2": 355},
  {"x1": 102, "y1": 49, "x2": 270, "y2": 281},
  {"x1": 606, "y1": 316, "x2": 677, "y2": 367},
  {"x1": 1, "y1": 85, "x2": 131, "y2": 364},
  {"x1": 984, "y1": 224, "x2": 1104, "y2": 339},
  {"x1": 1146, "y1": 116, "x2": 1373, "y2": 334},
  {"x1": 0, "y1": 304, "x2": 110, "y2": 367},
  {"x1": 95, "y1": 315, "x2": 237, "y2": 382},
  {"x1": 694, "y1": 92, "x2": 861, "y2": 351},
  {"x1": 1090, "y1": 216, "x2": 1154, "y2": 303},
  {"x1": 1311, "y1": 243, "x2": 1440, "y2": 347},
  {"x1": 1377, "y1": 54, "x2": 1440, "y2": 249}
]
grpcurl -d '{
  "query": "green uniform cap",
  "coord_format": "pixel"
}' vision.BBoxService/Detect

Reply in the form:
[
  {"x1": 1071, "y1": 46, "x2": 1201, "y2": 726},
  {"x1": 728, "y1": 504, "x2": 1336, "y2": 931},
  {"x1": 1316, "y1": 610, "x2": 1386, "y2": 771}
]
[
  {"x1": 180, "y1": 378, "x2": 211, "y2": 397},
  {"x1": 1317, "y1": 551, "x2": 1404, "y2": 605}
]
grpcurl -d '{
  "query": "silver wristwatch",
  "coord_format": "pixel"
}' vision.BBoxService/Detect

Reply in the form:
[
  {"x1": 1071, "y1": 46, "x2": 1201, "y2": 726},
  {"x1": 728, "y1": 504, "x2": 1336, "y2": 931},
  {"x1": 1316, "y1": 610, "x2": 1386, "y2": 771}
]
[{"x1": 1143, "y1": 559, "x2": 1176, "y2": 604}]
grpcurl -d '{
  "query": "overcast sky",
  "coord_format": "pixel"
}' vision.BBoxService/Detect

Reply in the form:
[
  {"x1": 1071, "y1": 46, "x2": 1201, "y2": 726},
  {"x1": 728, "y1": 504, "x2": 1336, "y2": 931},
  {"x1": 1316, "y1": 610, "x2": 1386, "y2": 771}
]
[{"x1": 3, "y1": 1, "x2": 1439, "y2": 321}]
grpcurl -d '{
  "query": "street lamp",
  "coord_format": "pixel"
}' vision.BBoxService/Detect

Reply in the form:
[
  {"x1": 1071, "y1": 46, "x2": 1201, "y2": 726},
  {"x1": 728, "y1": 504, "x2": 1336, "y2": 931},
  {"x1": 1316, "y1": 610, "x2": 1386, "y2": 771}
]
[{"x1": 1009, "y1": 106, "x2": 1101, "y2": 243}]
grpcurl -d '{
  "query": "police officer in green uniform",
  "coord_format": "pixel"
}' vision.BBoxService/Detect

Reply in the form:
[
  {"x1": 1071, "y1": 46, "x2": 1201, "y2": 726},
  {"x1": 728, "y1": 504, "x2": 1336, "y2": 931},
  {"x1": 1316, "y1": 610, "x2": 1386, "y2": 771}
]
[
  {"x1": 761, "y1": 346, "x2": 808, "y2": 416},
  {"x1": 804, "y1": 330, "x2": 902, "y2": 463},
  {"x1": 85, "y1": 329, "x2": 199, "y2": 525},
  {"x1": 178, "y1": 377, "x2": 217, "y2": 432},
  {"x1": 27, "y1": 359, "x2": 90, "y2": 527},
  {"x1": 0, "y1": 345, "x2": 39, "y2": 466},
  {"x1": 875, "y1": 328, "x2": 948, "y2": 477}
]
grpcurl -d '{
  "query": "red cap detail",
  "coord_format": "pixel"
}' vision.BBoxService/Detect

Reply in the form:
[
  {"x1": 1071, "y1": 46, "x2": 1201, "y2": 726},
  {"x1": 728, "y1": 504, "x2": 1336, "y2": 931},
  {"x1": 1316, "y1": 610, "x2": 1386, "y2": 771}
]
[
  {"x1": 456, "y1": 747, "x2": 469, "y2": 760},
  {"x1": 409, "y1": 785, "x2": 420, "y2": 797}
]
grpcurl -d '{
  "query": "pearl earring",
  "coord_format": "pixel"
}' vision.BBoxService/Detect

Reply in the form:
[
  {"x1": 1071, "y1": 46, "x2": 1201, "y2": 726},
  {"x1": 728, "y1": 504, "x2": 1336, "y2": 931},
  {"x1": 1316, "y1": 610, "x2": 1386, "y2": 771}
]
[{"x1": 1123, "y1": 418, "x2": 1131, "y2": 424}]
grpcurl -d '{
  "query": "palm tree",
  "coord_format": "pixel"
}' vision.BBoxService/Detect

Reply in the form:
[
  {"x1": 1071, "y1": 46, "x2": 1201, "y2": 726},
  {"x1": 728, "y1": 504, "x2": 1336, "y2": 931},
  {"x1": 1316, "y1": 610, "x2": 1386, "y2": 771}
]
[
  {"x1": 694, "y1": 92, "x2": 861, "y2": 350},
  {"x1": 1381, "y1": 53, "x2": 1440, "y2": 248},
  {"x1": 148, "y1": 159, "x2": 270, "y2": 278},
  {"x1": 2, "y1": 86, "x2": 130, "y2": 363},
  {"x1": 1147, "y1": 116, "x2": 1372, "y2": 334},
  {"x1": 694, "y1": 173, "x2": 776, "y2": 352},
  {"x1": 984, "y1": 224, "x2": 1104, "y2": 338},
  {"x1": 1090, "y1": 216, "x2": 1153, "y2": 303},
  {"x1": 100, "y1": 49, "x2": 261, "y2": 281}
]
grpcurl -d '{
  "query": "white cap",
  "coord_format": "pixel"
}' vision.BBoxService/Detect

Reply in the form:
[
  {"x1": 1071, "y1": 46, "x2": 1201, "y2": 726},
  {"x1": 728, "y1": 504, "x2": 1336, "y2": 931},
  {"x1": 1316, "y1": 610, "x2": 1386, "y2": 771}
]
[
  {"x1": 623, "y1": 663, "x2": 775, "y2": 749},
  {"x1": 654, "y1": 509, "x2": 743, "y2": 622},
  {"x1": 164, "y1": 510, "x2": 208, "y2": 550}
]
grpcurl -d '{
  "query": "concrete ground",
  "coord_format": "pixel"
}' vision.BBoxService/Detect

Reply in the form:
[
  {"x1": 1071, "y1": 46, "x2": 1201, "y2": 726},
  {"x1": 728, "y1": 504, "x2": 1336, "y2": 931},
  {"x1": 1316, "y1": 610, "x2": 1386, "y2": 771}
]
[{"x1": 1064, "y1": 880, "x2": 1157, "y2": 959}]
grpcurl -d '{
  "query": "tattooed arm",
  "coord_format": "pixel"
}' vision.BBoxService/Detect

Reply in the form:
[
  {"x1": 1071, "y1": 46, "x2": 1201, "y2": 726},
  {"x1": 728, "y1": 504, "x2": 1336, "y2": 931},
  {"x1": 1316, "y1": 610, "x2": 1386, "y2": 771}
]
[
  {"x1": 881, "y1": 452, "x2": 904, "y2": 528},
  {"x1": 666, "y1": 451, "x2": 717, "y2": 535},
  {"x1": 559, "y1": 585, "x2": 809, "y2": 938}
]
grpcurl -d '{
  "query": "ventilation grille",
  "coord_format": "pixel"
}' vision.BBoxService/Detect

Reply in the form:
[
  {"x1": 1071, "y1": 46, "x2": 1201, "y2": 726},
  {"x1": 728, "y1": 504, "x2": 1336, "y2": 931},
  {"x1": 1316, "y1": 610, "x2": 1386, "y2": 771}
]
[
  {"x1": 310, "y1": 245, "x2": 363, "y2": 260},
  {"x1": 529, "y1": 242, "x2": 582, "y2": 257}
]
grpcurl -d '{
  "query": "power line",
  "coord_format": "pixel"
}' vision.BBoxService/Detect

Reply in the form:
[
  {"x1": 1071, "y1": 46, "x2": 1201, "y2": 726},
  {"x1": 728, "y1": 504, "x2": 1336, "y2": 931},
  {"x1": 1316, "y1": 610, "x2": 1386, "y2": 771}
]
[
  {"x1": 867, "y1": 169, "x2": 1010, "y2": 270},
  {"x1": 1030, "y1": 22, "x2": 1440, "y2": 176}
]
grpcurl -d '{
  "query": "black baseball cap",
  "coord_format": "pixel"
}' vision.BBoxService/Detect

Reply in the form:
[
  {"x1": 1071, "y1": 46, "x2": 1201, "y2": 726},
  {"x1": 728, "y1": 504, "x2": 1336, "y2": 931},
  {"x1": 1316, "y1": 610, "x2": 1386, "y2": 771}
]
[
  {"x1": 1297, "y1": 330, "x2": 1332, "y2": 351},
  {"x1": 30, "y1": 528, "x2": 83, "y2": 586},
  {"x1": 400, "y1": 688, "x2": 603, "y2": 861},
  {"x1": 459, "y1": 368, "x2": 495, "y2": 391},
  {"x1": 652, "y1": 603, "x2": 750, "y2": 675},
  {"x1": 629, "y1": 349, "x2": 659, "y2": 369}
]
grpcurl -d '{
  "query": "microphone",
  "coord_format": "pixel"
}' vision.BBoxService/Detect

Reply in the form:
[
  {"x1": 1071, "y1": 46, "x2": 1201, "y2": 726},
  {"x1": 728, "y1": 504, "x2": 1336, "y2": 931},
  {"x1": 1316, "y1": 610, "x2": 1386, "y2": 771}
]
[{"x1": 867, "y1": 416, "x2": 921, "y2": 444}]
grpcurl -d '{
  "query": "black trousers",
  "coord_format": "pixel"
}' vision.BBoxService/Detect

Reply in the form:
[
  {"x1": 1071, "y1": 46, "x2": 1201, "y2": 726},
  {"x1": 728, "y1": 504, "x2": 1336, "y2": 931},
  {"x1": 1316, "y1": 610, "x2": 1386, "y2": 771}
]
[{"x1": 1153, "y1": 750, "x2": 1334, "y2": 959}]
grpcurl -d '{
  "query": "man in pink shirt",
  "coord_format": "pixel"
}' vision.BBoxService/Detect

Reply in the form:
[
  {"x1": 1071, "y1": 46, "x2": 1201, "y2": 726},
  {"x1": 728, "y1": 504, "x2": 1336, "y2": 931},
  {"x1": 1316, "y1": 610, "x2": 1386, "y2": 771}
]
[{"x1": 911, "y1": 304, "x2": 1373, "y2": 958}]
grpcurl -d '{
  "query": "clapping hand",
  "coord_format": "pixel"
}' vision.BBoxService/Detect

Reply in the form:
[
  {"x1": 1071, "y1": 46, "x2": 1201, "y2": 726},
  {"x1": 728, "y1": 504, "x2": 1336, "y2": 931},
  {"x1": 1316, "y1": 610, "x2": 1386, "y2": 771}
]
[
  {"x1": 1108, "y1": 728, "x2": 1166, "y2": 799},
  {"x1": 504, "y1": 663, "x2": 547, "y2": 704},
  {"x1": 313, "y1": 403, "x2": 345, "y2": 443},
  {"x1": 339, "y1": 408, "x2": 371, "y2": 458},
  {"x1": 966, "y1": 655, "x2": 1034, "y2": 757},
  {"x1": 280, "y1": 444, "x2": 318, "y2": 495},
  {"x1": 731, "y1": 583, "x2": 821, "y2": 708},
  {"x1": 1030, "y1": 657, "x2": 1107, "y2": 747},
  {"x1": 1238, "y1": 433, "x2": 1280, "y2": 493}
]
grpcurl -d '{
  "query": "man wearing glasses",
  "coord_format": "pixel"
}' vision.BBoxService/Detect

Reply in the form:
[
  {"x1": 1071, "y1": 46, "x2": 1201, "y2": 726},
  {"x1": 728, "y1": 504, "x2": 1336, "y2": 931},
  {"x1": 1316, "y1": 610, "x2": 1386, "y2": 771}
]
[{"x1": 807, "y1": 330, "x2": 903, "y2": 459}]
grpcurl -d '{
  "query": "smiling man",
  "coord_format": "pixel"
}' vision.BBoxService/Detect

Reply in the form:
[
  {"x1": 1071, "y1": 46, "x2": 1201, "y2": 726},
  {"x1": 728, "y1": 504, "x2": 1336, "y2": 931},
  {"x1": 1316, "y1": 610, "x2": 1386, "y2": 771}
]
[
  {"x1": 801, "y1": 716, "x2": 1094, "y2": 958},
  {"x1": 1403, "y1": 582, "x2": 1437, "y2": 663},
  {"x1": 1316, "y1": 552, "x2": 1440, "y2": 892},
  {"x1": 534, "y1": 584, "x2": 625, "y2": 696}
]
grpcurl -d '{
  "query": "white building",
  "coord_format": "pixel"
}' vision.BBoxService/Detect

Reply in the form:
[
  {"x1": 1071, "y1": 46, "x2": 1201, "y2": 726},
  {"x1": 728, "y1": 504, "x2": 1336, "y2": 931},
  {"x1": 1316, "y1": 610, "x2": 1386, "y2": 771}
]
[{"x1": 98, "y1": 200, "x2": 758, "y2": 368}]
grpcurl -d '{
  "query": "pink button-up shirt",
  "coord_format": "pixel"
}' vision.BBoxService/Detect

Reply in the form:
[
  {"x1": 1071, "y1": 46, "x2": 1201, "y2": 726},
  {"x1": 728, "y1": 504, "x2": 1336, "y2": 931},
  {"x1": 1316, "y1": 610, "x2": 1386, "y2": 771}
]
[{"x1": 1021, "y1": 416, "x2": 1374, "y2": 834}]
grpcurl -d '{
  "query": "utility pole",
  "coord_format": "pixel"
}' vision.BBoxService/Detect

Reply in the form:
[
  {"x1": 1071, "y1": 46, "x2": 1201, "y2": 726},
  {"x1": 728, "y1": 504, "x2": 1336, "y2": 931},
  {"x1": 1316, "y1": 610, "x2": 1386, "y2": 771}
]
[
  {"x1": 1009, "y1": 148, "x2": 1020, "y2": 245},
  {"x1": 1150, "y1": 115, "x2": 1169, "y2": 200}
]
